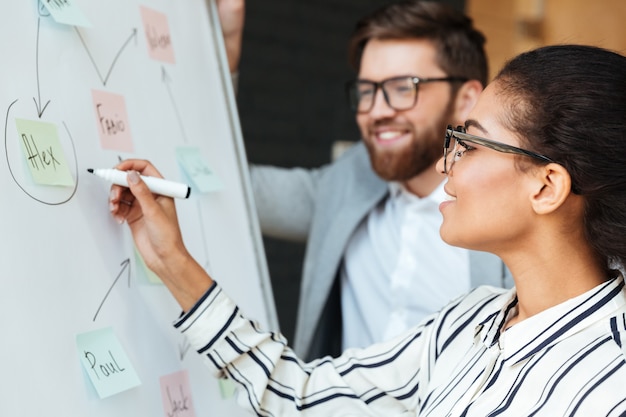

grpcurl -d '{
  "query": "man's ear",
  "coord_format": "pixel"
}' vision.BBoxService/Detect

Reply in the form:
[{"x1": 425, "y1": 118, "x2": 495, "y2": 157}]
[
  {"x1": 452, "y1": 79, "x2": 483, "y2": 122},
  {"x1": 530, "y1": 163, "x2": 573, "y2": 214}
]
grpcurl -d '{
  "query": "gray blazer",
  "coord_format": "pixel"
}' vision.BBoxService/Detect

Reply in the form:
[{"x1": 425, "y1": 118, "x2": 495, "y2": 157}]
[{"x1": 251, "y1": 142, "x2": 512, "y2": 361}]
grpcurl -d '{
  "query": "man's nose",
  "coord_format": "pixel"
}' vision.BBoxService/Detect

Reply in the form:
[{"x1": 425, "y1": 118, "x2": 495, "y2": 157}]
[{"x1": 368, "y1": 88, "x2": 396, "y2": 119}]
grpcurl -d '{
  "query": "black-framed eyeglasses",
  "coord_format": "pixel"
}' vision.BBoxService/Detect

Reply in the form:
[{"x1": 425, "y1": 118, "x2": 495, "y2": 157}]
[
  {"x1": 443, "y1": 125, "x2": 554, "y2": 174},
  {"x1": 346, "y1": 75, "x2": 468, "y2": 113}
]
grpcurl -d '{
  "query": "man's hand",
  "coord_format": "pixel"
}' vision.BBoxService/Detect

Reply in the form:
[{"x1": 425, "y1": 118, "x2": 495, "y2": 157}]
[{"x1": 216, "y1": 0, "x2": 245, "y2": 73}]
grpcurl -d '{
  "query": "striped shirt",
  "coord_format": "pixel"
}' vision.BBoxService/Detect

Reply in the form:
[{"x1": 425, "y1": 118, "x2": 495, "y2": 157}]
[{"x1": 175, "y1": 277, "x2": 626, "y2": 416}]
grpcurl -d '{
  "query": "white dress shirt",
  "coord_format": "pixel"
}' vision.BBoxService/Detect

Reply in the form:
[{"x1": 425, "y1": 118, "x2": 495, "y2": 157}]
[
  {"x1": 340, "y1": 182, "x2": 470, "y2": 350},
  {"x1": 177, "y1": 277, "x2": 626, "y2": 417}
]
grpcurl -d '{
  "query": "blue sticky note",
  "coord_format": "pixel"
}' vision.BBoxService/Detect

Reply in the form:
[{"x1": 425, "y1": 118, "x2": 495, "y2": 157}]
[
  {"x1": 41, "y1": 0, "x2": 91, "y2": 27},
  {"x1": 76, "y1": 327, "x2": 141, "y2": 399},
  {"x1": 176, "y1": 147, "x2": 223, "y2": 194}
]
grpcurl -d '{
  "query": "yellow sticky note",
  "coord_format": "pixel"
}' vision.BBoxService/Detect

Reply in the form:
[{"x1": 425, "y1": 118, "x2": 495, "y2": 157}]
[
  {"x1": 15, "y1": 118, "x2": 75, "y2": 186},
  {"x1": 76, "y1": 327, "x2": 141, "y2": 399}
]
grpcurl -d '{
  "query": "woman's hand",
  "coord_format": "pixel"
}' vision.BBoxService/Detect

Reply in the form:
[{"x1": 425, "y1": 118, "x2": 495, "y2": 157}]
[{"x1": 109, "y1": 159, "x2": 214, "y2": 311}]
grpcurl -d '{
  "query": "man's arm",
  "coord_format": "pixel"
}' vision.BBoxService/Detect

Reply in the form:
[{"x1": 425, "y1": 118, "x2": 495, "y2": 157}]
[
  {"x1": 250, "y1": 164, "x2": 326, "y2": 242},
  {"x1": 216, "y1": 0, "x2": 244, "y2": 73}
]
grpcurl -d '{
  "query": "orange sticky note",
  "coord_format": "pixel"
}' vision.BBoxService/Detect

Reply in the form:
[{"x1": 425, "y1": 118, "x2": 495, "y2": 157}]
[
  {"x1": 92, "y1": 90, "x2": 134, "y2": 152},
  {"x1": 160, "y1": 370, "x2": 196, "y2": 417},
  {"x1": 140, "y1": 6, "x2": 176, "y2": 64}
]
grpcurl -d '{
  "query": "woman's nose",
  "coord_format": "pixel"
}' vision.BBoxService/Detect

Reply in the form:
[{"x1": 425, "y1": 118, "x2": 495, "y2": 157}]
[{"x1": 435, "y1": 155, "x2": 447, "y2": 175}]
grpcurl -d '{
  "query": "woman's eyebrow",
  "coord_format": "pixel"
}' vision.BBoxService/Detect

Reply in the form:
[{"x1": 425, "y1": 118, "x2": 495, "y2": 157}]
[{"x1": 464, "y1": 119, "x2": 488, "y2": 135}]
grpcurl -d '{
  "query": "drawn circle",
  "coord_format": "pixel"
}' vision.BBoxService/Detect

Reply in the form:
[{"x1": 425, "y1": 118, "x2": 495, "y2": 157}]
[{"x1": 4, "y1": 99, "x2": 79, "y2": 205}]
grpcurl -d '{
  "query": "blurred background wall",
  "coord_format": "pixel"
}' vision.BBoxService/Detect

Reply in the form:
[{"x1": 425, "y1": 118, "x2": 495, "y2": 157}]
[
  {"x1": 469, "y1": 0, "x2": 626, "y2": 80},
  {"x1": 235, "y1": 0, "x2": 626, "y2": 341}
]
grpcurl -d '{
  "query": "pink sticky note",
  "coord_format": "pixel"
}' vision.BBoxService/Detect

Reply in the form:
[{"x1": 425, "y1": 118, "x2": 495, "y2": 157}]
[
  {"x1": 92, "y1": 90, "x2": 134, "y2": 152},
  {"x1": 140, "y1": 6, "x2": 176, "y2": 64},
  {"x1": 160, "y1": 370, "x2": 196, "y2": 417}
]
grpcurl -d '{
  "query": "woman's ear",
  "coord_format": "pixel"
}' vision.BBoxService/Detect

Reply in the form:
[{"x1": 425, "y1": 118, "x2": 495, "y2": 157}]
[
  {"x1": 453, "y1": 80, "x2": 483, "y2": 122},
  {"x1": 530, "y1": 163, "x2": 573, "y2": 214}
]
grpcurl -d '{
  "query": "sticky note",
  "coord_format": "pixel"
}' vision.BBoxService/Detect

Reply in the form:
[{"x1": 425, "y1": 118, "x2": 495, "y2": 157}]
[
  {"x1": 92, "y1": 90, "x2": 134, "y2": 153},
  {"x1": 76, "y1": 327, "x2": 141, "y2": 399},
  {"x1": 218, "y1": 379, "x2": 237, "y2": 399},
  {"x1": 134, "y1": 246, "x2": 162, "y2": 285},
  {"x1": 41, "y1": 0, "x2": 91, "y2": 27},
  {"x1": 140, "y1": 6, "x2": 176, "y2": 64},
  {"x1": 15, "y1": 118, "x2": 75, "y2": 186},
  {"x1": 160, "y1": 370, "x2": 197, "y2": 417},
  {"x1": 176, "y1": 147, "x2": 223, "y2": 194}
]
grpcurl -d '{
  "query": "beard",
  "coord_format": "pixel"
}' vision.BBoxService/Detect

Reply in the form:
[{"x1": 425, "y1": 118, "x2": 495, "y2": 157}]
[
  {"x1": 363, "y1": 110, "x2": 453, "y2": 182},
  {"x1": 364, "y1": 135, "x2": 441, "y2": 181},
  {"x1": 364, "y1": 122, "x2": 447, "y2": 182}
]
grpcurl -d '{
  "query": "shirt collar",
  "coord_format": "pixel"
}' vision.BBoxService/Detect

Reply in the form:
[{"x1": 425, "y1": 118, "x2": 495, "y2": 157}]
[
  {"x1": 474, "y1": 276, "x2": 626, "y2": 366},
  {"x1": 388, "y1": 181, "x2": 447, "y2": 204}
]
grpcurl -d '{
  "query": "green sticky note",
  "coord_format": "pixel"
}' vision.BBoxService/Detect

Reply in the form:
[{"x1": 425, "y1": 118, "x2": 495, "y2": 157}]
[
  {"x1": 76, "y1": 327, "x2": 141, "y2": 399},
  {"x1": 134, "y1": 246, "x2": 162, "y2": 285},
  {"x1": 218, "y1": 378, "x2": 237, "y2": 399},
  {"x1": 15, "y1": 119, "x2": 75, "y2": 187},
  {"x1": 176, "y1": 147, "x2": 223, "y2": 194}
]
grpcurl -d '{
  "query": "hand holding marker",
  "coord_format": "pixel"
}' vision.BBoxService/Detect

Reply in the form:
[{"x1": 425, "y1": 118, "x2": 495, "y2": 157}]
[{"x1": 88, "y1": 168, "x2": 191, "y2": 199}]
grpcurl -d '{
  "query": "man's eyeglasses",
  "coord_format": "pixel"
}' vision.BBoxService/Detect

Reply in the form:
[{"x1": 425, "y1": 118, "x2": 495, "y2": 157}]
[
  {"x1": 443, "y1": 125, "x2": 554, "y2": 174},
  {"x1": 346, "y1": 75, "x2": 468, "y2": 113}
]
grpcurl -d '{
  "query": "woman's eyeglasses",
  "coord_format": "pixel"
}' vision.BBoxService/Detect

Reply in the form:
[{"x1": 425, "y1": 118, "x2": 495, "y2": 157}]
[{"x1": 443, "y1": 125, "x2": 554, "y2": 174}]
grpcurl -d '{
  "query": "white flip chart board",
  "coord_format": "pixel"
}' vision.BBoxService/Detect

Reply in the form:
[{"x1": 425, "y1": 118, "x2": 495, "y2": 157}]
[{"x1": 0, "y1": 1, "x2": 277, "y2": 416}]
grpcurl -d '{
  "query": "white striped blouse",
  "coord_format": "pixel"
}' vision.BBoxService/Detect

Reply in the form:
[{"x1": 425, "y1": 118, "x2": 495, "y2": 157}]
[{"x1": 175, "y1": 277, "x2": 626, "y2": 416}]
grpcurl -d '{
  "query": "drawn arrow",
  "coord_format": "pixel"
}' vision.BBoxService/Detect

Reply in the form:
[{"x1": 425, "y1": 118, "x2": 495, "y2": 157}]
[
  {"x1": 162, "y1": 69, "x2": 215, "y2": 272},
  {"x1": 178, "y1": 201, "x2": 211, "y2": 362},
  {"x1": 5, "y1": 100, "x2": 79, "y2": 205},
  {"x1": 195, "y1": 201, "x2": 213, "y2": 272},
  {"x1": 33, "y1": 17, "x2": 51, "y2": 118},
  {"x1": 161, "y1": 66, "x2": 189, "y2": 143},
  {"x1": 178, "y1": 338, "x2": 192, "y2": 361},
  {"x1": 93, "y1": 258, "x2": 131, "y2": 321},
  {"x1": 162, "y1": 68, "x2": 213, "y2": 271},
  {"x1": 75, "y1": 28, "x2": 138, "y2": 87}
]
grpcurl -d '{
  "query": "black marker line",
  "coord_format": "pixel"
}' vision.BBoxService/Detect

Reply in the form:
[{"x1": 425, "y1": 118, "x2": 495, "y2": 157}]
[
  {"x1": 178, "y1": 338, "x2": 192, "y2": 361},
  {"x1": 75, "y1": 28, "x2": 137, "y2": 87},
  {"x1": 196, "y1": 201, "x2": 212, "y2": 272},
  {"x1": 161, "y1": 66, "x2": 188, "y2": 143},
  {"x1": 4, "y1": 100, "x2": 79, "y2": 205},
  {"x1": 33, "y1": 17, "x2": 51, "y2": 118},
  {"x1": 93, "y1": 258, "x2": 131, "y2": 322}
]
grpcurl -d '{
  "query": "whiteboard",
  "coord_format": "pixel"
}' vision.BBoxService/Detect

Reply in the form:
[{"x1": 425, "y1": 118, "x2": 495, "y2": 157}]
[{"x1": 0, "y1": 1, "x2": 277, "y2": 416}]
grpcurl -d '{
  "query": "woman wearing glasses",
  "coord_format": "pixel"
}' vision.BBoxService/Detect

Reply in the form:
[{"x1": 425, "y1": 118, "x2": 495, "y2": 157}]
[{"x1": 109, "y1": 44, "x2": 626, "y2": 416}]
